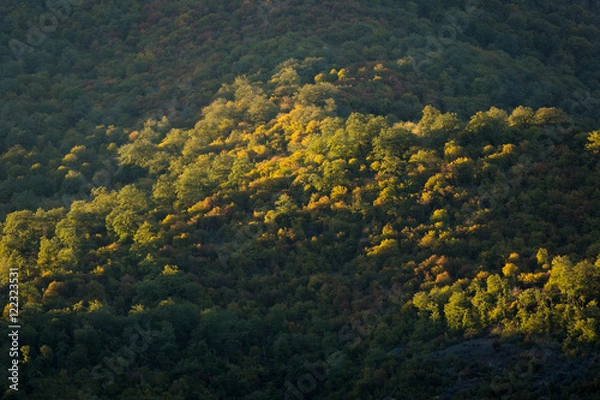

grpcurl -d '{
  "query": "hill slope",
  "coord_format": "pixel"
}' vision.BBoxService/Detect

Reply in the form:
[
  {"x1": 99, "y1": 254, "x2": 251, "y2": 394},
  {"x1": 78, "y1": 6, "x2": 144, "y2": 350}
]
[{"x1": 1, "y1": 1, "x2": 600, "y2": 399}]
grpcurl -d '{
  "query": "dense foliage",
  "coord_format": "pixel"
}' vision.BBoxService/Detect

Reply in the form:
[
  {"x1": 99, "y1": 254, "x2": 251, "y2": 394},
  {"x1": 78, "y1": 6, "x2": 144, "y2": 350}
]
[{"x1": 1, "y1": 0, "x2": 600, "y2": 399}]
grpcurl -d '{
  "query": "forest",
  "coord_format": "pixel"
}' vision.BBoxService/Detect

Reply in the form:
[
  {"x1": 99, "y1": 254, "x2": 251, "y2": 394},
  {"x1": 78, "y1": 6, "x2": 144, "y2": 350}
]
[{"x1": 1, "y1": 0, "x2": 600, "y2": 399}]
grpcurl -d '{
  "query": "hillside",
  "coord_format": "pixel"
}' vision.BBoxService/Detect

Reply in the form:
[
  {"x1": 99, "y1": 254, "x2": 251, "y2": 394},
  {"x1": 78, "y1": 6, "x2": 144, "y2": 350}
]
[{"x1": 1, "y1": 1, "x2": 600, "y2": 399}]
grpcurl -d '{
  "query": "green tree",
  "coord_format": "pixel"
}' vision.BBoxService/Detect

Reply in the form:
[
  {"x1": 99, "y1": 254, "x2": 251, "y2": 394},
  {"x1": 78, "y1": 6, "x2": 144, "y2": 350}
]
[
  {"x1": 371, "y1": 126, "x2": 413, "y2": 175},
  {"x1": 295, "y1": 82, "x2": 339, "y2": 108},
  {"x1": 444, "y1": 291, "x2": 476, "y2": 332},
  {"x1": 544, "y1": 256, "x2": 599, "y2": 304},
  {"x1": 417, "y1": 105, "x2": 461, "y2": 143},
  {"x1": 461, "y1": 107, "x2": 509, "y2": 146},
  {"x1": 106, "y1": 185, "x2": 151, "y2": 242},
  {"x1": 508, "y1": 106, "x2": 535, "y2": 128},
  {"x1": 585, "y1": 131, "x2": 600, "y2": 153},
  {"x1": 175, "y1": 158, "x2": 212, "y2": 209}
]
